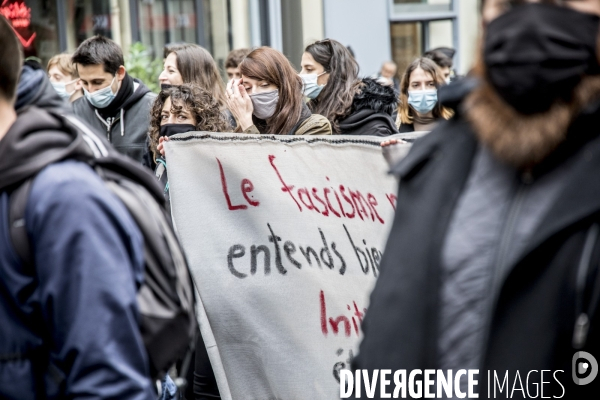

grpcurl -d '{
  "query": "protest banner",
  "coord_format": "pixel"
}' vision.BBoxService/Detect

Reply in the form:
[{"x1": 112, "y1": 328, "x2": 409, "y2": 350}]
[{"x1": 166, "y1": 133, "x2": 409, "y2": 399}]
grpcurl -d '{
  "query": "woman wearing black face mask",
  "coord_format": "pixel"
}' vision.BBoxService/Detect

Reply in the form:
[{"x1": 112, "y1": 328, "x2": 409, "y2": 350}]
[
  {"x1": 353, "y1": 1, "x2": 600, "y2": 398},
  {"x1": 150, "y1": 84, "x2": 231, "y2": 204}
]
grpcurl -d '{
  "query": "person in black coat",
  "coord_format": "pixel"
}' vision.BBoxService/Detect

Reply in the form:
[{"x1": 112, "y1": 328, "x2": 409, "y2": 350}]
[
  {"x1": 300, "y1": 39, "x2": 398, "y2": 136},
  {"x1": 353, "y1": 1, "x2": 600, "y2": 398},
  {"x1": 337, "y1": 77, "x2": 399, "y2": 136}
]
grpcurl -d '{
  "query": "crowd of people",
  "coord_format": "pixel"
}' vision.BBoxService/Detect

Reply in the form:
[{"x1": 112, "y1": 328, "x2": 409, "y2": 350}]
[{"x1": 3, "y1": 0, "x2": 600, "y2": 397}]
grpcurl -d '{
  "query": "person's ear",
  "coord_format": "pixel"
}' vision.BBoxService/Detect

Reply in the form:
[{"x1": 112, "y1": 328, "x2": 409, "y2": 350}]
[
  {"x1": 74, "y1": 79, "x2": 83, "y2": 91},
  {"x1": 116, "y1": 65, "x2": 126, "y2": 81}
]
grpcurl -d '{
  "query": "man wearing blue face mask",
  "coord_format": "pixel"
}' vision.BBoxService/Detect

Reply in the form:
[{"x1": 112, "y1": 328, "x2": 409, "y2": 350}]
[{"x1": 72, "y1": 36, "x2": 156, "y2": 164}]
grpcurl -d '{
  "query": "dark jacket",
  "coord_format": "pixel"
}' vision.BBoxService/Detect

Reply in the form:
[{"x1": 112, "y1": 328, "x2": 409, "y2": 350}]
[
  {"x1": 0, "y1": 106, "x2": 155, "y2": 399},
  {"x1": 353, "y1": 81, "x2": 600, "y2": 398},
  {"x1": 16, "y1": 65, "x2": 71, "y2": 113},
  {"x1": 338, "y1": 78, "x2": 399, "y2": 136},
  {"x1": 72, "y1": 77, "x2": 156, "y2": 164}
]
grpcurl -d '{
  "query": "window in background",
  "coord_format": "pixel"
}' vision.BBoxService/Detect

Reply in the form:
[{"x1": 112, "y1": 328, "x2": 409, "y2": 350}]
[
  {"x1": 393, "y1": 0, "x2": 452, "y2": 14},
  {"x1": 138, "y1": 0, "x2": 199, "y2": 60},
  {"x1": 428, "y1": 19, "x2": 453, "y2": 50},
  {"x1": 390, "y1": 22, "x2": 422, "y2": 79},
  {"x1": 206, "y1": 0, "x2": 232, "y2": 73}
]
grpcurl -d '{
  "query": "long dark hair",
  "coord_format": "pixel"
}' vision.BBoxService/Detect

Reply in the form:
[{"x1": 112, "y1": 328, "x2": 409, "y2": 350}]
[
  {"x1": 305, "y1": 39, "x2": 359, "y2": 134},
  {"x1": 149, "y1": 84, "x2": 231, "y2": 160},
  {"x1": 239, "y1": 47, "x2": 304, "y2": 135},
  {"x1": 164, "y1": 43, "x2": 227, "y2": 108}
]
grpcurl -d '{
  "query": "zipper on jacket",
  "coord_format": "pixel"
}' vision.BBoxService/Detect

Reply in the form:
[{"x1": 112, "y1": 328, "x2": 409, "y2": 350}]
[
  {"x1": 94, "y1": 109, "x2": 119, "y2": 143},
  {"x1": 479, "y1": 175, "x2": 531, "y2": 367}
]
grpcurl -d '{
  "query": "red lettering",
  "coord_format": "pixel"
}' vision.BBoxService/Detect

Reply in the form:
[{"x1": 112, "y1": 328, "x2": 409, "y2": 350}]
[
  {"x1": 367, "y1": 194, "x2": 385, "y2": 224},
  {"x1": 217, "y1": 158, "x2": 247, "y2": 211},
  {"x1": 329, "y1": 316, "x2": 351, "y2": 337},
  {"x1": 324, "y1": 188, "x2": 341, "y2": 218},
  {"x1": 350, "y1": 190, "x2": 370, "y2": 221},
  {"x1": 339, "y1": 186, "x2": 356, "y2": 219},
  {"x1": 386, "y1": 193, "x2": 397, "y2": 210},
  {"x1": 298, "y1": 188, "x2": 318, "y2": 212},
  {"x1": 353, "y1": 302, "x2": 364, "y2": 325},
  {"x1": 352, "y1": 316, "x2": 359, "y2": 336},
  {"x1": 334, "y1": 190, "x2": 347, "y2": 218},
  {"x1": 241, "y1": 178, "x2": 259, "y2": 207},
  {"x1": 312, "y1": 188, "x2": 329, "y2": 216},
  {"x1": 320, "y1": 290, "x2": 328, "y2": 335},
  {"x1": 320, "y1": 291, "x2": 367, "y2": 338},
  {"x1": 268, "y1": 155, "x2": 302, "y2": 211}
]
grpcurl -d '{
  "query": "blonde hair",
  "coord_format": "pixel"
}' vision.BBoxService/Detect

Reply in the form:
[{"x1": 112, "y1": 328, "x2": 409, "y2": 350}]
[
  {"x1": 47, "y1": 53, "x2": 79, "y2": 78},
  {"x1": 398, "y1": 57, "x2": 453, "y2": 125}
]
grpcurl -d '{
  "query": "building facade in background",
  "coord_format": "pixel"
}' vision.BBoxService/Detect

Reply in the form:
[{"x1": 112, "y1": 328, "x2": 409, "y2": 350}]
[{"x1": 1, "y1": 0, "x2": 478, "y2": 81}]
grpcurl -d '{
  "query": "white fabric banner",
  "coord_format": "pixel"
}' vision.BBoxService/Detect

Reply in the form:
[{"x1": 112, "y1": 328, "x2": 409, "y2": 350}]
[{"x1": 166, "y1": 133, "x2": 406, "y2": 399}]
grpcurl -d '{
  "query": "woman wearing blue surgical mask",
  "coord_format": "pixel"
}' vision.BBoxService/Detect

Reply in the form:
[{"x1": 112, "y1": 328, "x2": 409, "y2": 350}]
[
  {"x1": 397, "y1": 57, "x2": 453, "y2": 132},
  {"x1": 226, "y1": 47, "x2": 332, "y2": 135},
  {"x1": 300, "y1": 39, "x2": 399, "y2": 136},
  {"x1": 47, "y1": 54, "x2": 83, "y2": 103}
]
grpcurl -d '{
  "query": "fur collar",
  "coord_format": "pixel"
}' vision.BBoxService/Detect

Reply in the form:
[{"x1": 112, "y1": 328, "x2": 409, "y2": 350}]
[
  {"x1": 352, "y1": 78, "x2": 398, "y2": 116},
  {"x1": 463, "y1": 75, "x2": 600, "y2": 170}
]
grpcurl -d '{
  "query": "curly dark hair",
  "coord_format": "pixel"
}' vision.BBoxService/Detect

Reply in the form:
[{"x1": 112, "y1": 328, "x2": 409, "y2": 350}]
[{"x1": 149, "y1": 83, "x2": 232, "y2": 160}]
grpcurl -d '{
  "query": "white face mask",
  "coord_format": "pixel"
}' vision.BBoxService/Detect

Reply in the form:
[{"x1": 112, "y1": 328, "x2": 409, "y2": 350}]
[
  {"x1": 51, "y1": 79, "x2": 78, "y2": 100},
  {"x1": 300, "y1": 71, "x2": 327, "y2": 99},
  {"x1": 83, "y1": 76, "x2": 118, "y2": 109}
]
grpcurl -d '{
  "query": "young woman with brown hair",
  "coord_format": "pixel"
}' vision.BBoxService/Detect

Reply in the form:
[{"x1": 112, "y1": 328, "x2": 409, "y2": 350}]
[
  {"x1": 225, "y1": 46, "x2": 332, "y2": 135},
  {"x1": 159, "y1": 43, "x2": 227, "y2": 110},
  {"x1": 397, "y1": 57, "x2": 453, "y2": 132},
  {"x1": 300, "y1": 39, "x2": 399, "y2": 136}
]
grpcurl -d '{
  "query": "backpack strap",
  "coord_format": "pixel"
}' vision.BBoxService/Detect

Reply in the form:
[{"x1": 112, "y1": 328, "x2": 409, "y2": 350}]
[{"x1": 9, "y1": 178, "x2": 34, "y2": 269}]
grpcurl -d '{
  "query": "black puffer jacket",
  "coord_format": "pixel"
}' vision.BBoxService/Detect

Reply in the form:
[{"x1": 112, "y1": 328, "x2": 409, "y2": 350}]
[{"x1": 338, "y1": 78, "x2": 399, "y2": 136}]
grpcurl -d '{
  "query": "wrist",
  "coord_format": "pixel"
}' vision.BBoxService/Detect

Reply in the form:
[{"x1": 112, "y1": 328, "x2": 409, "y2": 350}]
[{"x1": 239, "y1": 115, "x2": 254, "y2": 131}]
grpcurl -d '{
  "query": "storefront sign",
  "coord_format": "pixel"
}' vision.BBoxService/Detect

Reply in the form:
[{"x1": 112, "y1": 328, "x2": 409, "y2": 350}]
[{"x1": 0, "y1": 0, "x2": 35, "y2": 48}]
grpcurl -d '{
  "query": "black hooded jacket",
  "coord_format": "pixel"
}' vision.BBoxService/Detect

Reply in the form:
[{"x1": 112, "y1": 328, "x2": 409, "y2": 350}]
[
  {"x1": 338, "y1": 78, "x2": 399, "y2": 136},
  {"x1": 72, "y1": 74, "x2": 156, "y2": 164}
]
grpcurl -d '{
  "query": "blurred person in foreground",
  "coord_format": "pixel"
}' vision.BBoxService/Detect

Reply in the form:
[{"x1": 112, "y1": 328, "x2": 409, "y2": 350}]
[
  {"x1": 355, "y1": 0, "x2": 600, "y2": 398},
  {"x1": 0, "y1": 16, "x2": 154, "y2": 399},
  {"x1": 47, "y1": 54, "x2": 83, "y2": 103},
  {"x1": 72, "y1": 35, "x2": 156, "y2": 164}
]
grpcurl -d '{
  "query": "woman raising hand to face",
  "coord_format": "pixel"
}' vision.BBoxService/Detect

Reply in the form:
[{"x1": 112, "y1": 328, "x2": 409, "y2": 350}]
[
  {"x1": 225, "y1": 78, "x2": 255, "y2": 131},
  {"x1": 225, "y1": 47, "x2": 332, "y2": 136}
]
